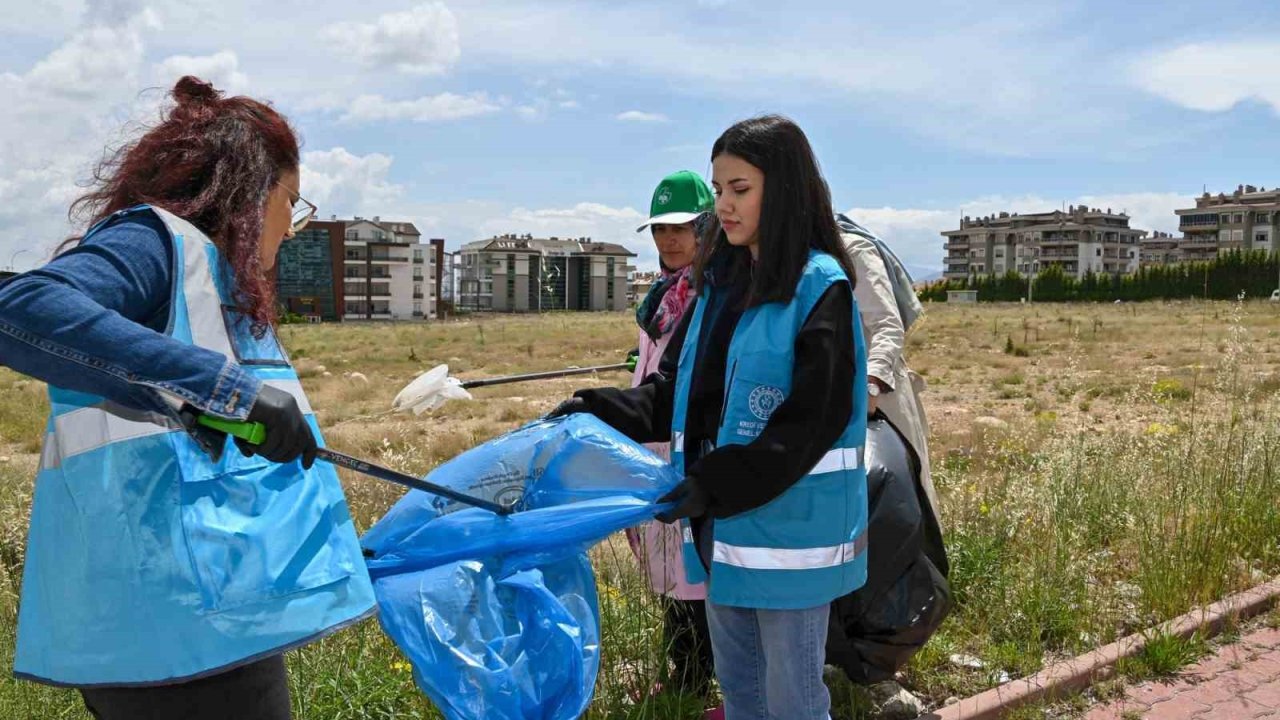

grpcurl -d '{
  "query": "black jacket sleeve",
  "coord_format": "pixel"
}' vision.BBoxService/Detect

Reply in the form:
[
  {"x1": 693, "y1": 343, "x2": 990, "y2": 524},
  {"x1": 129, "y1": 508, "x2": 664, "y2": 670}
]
[
  {"x1": 688, "y1": 283, "x2": 855, "y2": 518},
  {"x1": 569, "y1": 302, "x2": 692, "y2": 444}
]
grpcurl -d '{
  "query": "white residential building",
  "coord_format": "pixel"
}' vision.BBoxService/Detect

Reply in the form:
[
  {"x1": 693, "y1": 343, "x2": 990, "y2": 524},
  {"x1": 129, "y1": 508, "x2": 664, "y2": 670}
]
[
  {"x1": 942, "y1": 206, "x2": 1144, "y2": 280},
  {"x1": 341, "y1": 216, "x2": 436, "y2": 320},
  {"x1": 457, "y1": 234, "x2": 636, "y2": 312}
]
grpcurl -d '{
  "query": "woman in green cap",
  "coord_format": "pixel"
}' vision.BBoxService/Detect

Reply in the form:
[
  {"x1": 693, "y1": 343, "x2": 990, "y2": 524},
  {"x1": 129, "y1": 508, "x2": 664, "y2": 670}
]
[{"x1": 630, "y1": 171, "x2": 722, "y2": 718}]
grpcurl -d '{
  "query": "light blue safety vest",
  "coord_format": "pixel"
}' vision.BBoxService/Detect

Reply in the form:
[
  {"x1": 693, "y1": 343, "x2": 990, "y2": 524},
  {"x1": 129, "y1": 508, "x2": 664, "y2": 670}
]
[
  {"x1": 670, "y1": 251, "x2": 869, "y2": 610},
  {"x1": 14, "y1": 206, "x2": 376, "y2": 687}
]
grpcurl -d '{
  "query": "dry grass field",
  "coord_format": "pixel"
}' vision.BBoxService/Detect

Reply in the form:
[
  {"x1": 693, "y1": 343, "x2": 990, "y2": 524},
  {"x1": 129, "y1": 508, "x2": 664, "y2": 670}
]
[{"x1": 1, "y1": 300, "x2": 1279, "y2": 718}]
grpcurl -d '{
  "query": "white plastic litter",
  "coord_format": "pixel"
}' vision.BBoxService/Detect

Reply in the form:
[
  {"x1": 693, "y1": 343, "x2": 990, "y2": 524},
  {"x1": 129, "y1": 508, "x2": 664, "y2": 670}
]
[{"x1": 392, "y1": 364, "x2": 473, "y2": 415}]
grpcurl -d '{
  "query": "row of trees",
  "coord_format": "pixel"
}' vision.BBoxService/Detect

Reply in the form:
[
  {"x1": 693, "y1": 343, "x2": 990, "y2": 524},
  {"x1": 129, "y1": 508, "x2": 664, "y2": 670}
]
[{"x1": 918, "y1": 250, "x2": 1280, "y2": 303}]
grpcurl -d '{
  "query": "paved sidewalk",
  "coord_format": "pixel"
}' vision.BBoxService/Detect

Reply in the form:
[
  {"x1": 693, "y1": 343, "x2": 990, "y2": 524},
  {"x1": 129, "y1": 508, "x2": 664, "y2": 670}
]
[{"x1": 1085, "y1": 625, "x2": 1280, "y2": 719}]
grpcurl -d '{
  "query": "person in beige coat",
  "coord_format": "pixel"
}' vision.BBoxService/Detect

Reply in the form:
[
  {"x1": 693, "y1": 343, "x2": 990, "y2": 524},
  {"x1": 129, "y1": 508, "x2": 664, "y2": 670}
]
[{"x1": 842, "y1": 228, "x2": 939, "y2": 523}]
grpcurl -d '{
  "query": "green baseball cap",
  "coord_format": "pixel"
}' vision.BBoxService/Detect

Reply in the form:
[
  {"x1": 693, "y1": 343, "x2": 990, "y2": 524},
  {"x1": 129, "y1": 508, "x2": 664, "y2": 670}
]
[{"x1": 636, "y1": 170, "x2": 715, "y2": 232}]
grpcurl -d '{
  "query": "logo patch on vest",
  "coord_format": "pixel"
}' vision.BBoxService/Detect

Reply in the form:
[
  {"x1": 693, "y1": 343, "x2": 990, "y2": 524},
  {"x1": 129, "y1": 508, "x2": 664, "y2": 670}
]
[{"x1": 747, "y1": 385, "x2": 785, "y2": 421}]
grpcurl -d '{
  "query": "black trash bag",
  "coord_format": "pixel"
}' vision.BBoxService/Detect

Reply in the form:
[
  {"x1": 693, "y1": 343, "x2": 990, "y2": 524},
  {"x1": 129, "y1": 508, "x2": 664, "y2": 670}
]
[{"x1": 826, "y1": 413, "x2": 951, "y2": 684}]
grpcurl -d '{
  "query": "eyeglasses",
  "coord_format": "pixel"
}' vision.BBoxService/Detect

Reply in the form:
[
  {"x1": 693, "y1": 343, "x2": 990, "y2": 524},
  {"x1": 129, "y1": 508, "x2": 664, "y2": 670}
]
[{"x1": 278, "y1": 182, "x2": 318, "y2": 234}]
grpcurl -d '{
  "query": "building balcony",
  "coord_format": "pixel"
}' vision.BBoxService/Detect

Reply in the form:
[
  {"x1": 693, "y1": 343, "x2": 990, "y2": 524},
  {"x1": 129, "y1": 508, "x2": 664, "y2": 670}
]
[{"x1": 1178, "y1": 238, "x2": 1219, "y2": 248}]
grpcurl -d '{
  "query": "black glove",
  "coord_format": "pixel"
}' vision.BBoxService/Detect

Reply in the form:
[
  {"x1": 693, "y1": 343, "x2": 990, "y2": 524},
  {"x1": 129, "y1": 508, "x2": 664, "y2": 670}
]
[
  {"x1": 236, "y1": 385, "x2": 317, "y2": 469},
  {"x1": 655, "y1": 478, "x2": 710, "y2": 524},
  {"x1": 546, "y1": 397, "x2": 589, "y2": 419}
]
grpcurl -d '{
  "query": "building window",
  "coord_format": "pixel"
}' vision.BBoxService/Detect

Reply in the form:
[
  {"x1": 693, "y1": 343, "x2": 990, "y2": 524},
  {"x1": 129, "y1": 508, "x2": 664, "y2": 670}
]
[
  {"x1": 506, "y1": 253, "x2": 515, "y2": 305},
  {"x1": 1096, "y1": 248, "x2": 1102, "y2": 257},
  {"x1": 1233, "y1": 214, "x2": 1244, "y2": 224},
  {"x1": 606, "y1": 258, "x2": 615, "y2": 305},
  {"x1": 1256, "y1": 212, "x2": 1271, "y2": 224}
]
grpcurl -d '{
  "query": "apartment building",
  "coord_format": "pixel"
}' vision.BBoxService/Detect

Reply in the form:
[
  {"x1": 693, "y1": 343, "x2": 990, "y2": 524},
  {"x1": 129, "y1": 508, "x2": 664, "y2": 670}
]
[
  {"x1": 629, "y1": 270, "x2": 661, "y2": 305},
  {"x1": 1168, "y1": 185, "x2": 1280, "y2": 265},
  {"x1": 275, "y1": 219, "x2": 346, "y2": 321},
  {"x1": 942, "y1": 206, "x2": 1145, "y2": 280},
  {"x1": 275, "y1": 215, "x2": 437, "y2": 321},
  {"x1": 1139, "y1": 231, "x2": 1180, "y2": 269},
  {"x1": 339, "y1": 217, "x2": 436, "y2": 321},
  {"x1": 457, "y1": 234, "x2": 635, "y2": 312}
]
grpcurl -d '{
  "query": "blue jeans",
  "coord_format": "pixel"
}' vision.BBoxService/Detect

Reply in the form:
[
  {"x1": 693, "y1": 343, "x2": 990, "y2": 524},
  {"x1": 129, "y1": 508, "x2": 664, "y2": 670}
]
[{"x1": 706, "y1": 602, "x2": 831, "y2": 720}]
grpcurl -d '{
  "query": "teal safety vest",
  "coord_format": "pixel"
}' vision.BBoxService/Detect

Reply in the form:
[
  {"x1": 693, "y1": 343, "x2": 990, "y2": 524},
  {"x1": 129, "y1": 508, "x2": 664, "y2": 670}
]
[
  {"x1": 670, "y1": 251, "x2": 868, "y2": 610},
  {"x1": 14, "y1": 206, "x2": 376, "y2": 687}
]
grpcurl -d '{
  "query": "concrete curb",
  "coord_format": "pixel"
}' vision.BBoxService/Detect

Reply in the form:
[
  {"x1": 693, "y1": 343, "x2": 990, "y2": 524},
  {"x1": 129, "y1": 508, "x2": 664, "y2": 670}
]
[{"x1": 918, "y1": 576, "x2": 1280, "y2": 720}]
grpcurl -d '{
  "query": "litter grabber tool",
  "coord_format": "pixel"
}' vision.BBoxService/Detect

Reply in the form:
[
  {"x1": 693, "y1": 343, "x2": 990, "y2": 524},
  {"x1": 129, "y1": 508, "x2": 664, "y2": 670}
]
[
  {"x1": 456, "y1": 359, "x2": 635, "y2": 389},
  {"x1": 392, "y1": 349, "x2": 639, "y2": 415},
  {"x1": 195, "y1": 416, "x2": 516, "y2": 515}
]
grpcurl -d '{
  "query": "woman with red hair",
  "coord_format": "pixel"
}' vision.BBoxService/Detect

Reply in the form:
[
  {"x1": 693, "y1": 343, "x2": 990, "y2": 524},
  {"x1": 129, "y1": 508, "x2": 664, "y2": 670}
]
[{"x1": 0, "y1": 76, "x2": 375, "y2": 719}]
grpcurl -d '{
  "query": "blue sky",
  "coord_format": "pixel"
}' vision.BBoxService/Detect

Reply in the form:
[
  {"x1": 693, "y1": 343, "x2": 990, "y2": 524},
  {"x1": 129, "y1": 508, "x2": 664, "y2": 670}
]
[{"x1": 3, "y1": 0, "x2": 1279, "y2": 277}]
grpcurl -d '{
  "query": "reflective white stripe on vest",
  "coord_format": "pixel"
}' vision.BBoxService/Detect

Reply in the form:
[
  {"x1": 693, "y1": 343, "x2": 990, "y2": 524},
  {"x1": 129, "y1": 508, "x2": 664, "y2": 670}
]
[
  {"x1": 52, "y1": 404, "x2": 182, "y2": 462},
  {"x1": 45, "y1": 380, "x2": 313, "y2": 469},
  {"x1": 152, "y1": 207, "x2": 234, "y2": 359},
  {"x1": 39, "y1": 434, "x2": 60, "y2": 471},
  {"x1": 672, "y1": 431, "x2": 684, "y2": 453},
  {"x1": 263, "y1": 379, "x2": 314, "y2": 415},
  {"x1": 808, "y1": 447, "x2": 861, "y2": 475},
  {"x1": 713, "y1": 533, "x2": 868, "y2": 571}
]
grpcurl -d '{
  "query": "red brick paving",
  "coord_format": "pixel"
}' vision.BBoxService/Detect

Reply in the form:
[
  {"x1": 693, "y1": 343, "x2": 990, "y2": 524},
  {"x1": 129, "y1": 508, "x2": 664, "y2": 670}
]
[{"x1": 1085, "y1": 625, "x2": 1280, "y2": 719}]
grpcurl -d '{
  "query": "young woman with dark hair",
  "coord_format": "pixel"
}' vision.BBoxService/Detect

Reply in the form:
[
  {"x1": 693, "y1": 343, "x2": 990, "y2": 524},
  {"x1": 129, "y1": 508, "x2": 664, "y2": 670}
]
[
  {"x1": 0, "y1": 76, "x2": 375, "y2": 720},
  {"x1": 553, "y1": 115, "x2": 869, "y2": 719}
]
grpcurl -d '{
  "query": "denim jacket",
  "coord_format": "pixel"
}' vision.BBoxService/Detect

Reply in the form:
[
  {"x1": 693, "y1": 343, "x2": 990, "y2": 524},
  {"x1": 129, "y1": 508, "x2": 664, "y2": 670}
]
[{"x1": 0, "y1": 210, "x2": 260, "y2": 422}]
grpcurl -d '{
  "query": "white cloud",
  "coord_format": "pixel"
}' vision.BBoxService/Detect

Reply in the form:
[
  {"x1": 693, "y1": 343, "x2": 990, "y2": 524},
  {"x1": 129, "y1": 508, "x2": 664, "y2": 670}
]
[
  {"x1": 0, "y1": 8, "x2": 163, "y2": 269},
  {"x1": 153, "y1": 51, "x2": 249, "y2": 94},
  {"x1": 558, "y1": 99, "x2": 580, "y2": 109},
  {"x1": 339, "y1": 92, "x2": 501, "y2": 123},
  {"x1": 616, "y1": 110, "x2": 668, "y2": 123},
  {"x1": 321, "y1": 2, "x2": 461, "y2": 76},
  {"x1": 1130, "y1": 40, "x2": 1280, "y2": 114},
  {"x1": 300, "y1": 147, "x2": 405, "y2": 215},
  {"x1": 15, "y1": 15, "x2": 153, "y2": 100},
  {"x1": 845, "y1": 192, "x2": 1192, "y2": 278},
  {"x1": 454, "y1": 4, "x2": 1154, "y2": 157}
]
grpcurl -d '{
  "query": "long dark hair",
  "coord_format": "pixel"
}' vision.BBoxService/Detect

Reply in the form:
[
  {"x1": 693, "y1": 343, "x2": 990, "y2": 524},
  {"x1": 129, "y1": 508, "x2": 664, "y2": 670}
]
[
  {"x1": 693, "y1": 115, "x2": 855, "y2": 305},
  {"x1": 68, "y1": 76, "x2": 300, "y2": 334}
]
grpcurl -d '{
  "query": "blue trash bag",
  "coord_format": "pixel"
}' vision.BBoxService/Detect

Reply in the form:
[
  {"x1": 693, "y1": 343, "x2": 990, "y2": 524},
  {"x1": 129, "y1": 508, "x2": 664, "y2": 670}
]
[{"x1": 361, "y1": 414, "x2": 681, "y2": 720}]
